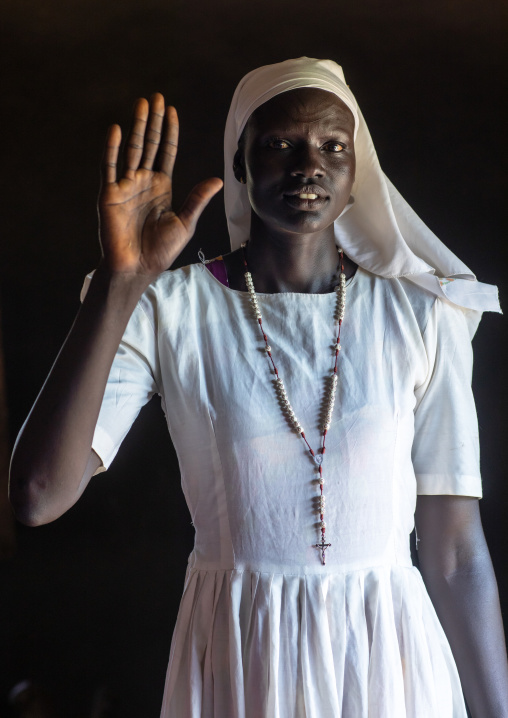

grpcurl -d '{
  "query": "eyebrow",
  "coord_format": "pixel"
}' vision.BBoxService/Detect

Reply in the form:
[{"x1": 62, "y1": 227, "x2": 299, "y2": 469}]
[
  {"x1": 257, "y1": 122, "x2": 353, "y2": 138},
  {"x1": 256, "y1": 110, "x2": 354, "y2": 132}
]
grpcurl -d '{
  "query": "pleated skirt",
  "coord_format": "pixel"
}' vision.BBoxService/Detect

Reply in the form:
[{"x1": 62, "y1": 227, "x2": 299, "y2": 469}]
[{"x1": 160, "y1": 565, "x2": 467, "y2": 717}]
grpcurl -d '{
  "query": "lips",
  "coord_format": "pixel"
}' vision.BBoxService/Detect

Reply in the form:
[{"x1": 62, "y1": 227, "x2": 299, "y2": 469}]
[
  {"x1": 283, "y1": 185, "x2": 328, "y2": 210},
  {"x1": 283, "y1": 185, "x2": 327, "y2": 199}
]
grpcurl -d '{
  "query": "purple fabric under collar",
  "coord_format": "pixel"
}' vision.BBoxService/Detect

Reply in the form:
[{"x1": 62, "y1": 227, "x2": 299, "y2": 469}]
[{"x1": 205, "y1": 257, "x2": 229, "y2": 287}]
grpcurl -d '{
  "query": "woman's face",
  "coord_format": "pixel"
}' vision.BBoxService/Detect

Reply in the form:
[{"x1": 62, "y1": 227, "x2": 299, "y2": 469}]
[{"x1": 236, "y1": 87, "x2": 356, "y2": 239}]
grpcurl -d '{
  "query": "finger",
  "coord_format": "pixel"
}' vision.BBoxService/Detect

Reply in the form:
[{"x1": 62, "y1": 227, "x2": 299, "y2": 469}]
[
  {"x1": 178, "y1": 177, "x2": 223, "y2": 236},
  {"x1": 158, "y1": 106, "x2": 179, "y2": 177},
  {"x1": 101, "y1": 124, "x2": 121, "y2": 185},
  {"x1": 140, "y1": 93, "x2": 165, "y2": 171},
  {"x1": 124, "y1": 97, "x2": 149, "y2": 178}
]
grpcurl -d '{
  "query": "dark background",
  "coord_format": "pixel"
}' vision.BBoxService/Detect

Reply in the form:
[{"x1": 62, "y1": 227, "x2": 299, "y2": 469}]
[{"x1": 1, "y1": 0, "x2": 507, "y2": 715}]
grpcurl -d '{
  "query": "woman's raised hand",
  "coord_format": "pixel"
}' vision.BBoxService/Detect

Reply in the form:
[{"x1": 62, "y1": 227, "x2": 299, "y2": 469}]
[{"x1": 98, "y1": 93, "x2": 223, "y2": 278}]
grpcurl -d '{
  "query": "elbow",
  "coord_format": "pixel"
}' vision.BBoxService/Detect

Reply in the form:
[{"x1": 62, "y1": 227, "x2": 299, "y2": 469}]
[
  {"x1": 9, "y1": 490, "x2": 48, "y2": 527},
  {"x1": 8, "y1": 470, "x2": 58, "y2": 527},
  {"x1": 12, "y1": 507, "x2": 48, "y2": 527},
  {"x1": 10, "y1": 498, "x2": 58, "y2": 527}
]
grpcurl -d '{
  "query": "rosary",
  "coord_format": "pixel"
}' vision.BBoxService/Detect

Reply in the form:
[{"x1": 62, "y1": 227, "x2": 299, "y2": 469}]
[{"x1": 241, "y1": 243, "x2": 347, "y2": 565}]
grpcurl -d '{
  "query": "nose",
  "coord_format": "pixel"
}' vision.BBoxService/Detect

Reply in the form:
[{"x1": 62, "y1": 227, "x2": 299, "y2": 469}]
[{"x1": 290, "y1": 145, "x2": 324, "y2": 178}]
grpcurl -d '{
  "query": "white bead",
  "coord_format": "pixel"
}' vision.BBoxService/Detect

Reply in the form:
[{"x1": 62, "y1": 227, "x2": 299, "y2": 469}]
[
  {"x1": 335, "y1": 344, "x2": 341, "y2": 351},
  {"x1": 321, "y1": 521, "x2": 326, "y2": 529},
  {"x1": 319, "y1": 478, "x2": 325, "y2": 485},
  {"x1": 265, "y1": 345, "x2": 271, "y2": 352}
]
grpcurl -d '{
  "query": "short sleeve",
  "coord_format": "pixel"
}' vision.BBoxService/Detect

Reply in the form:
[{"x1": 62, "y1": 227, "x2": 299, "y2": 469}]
[
  {"x1": 90, "y1": 291, "x2": 160, "y2": 471},
  {"x1": 412, "y1": 298, "x2": 482, "y2": 497}
]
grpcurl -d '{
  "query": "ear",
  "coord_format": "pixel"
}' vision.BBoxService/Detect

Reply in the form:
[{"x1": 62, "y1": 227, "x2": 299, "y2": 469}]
[{"x1": 233, "y1": 148, "x2": 246, "y2": 184}]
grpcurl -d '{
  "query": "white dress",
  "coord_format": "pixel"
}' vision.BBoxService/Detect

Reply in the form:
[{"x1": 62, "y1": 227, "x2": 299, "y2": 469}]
[{"x1": 90, "y1": 262, "x2": 481, "y2": 718}]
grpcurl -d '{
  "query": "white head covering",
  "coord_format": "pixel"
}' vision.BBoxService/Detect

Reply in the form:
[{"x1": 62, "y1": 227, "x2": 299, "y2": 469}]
[{"x1": 224, "y1": 57, "x2": 500, "y2": 325}]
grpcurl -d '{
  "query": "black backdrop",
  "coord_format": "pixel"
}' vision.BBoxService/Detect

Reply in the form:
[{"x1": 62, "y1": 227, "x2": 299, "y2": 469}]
[{"x1": 1, "y1": 0, "x2": 507, "y2": 715}]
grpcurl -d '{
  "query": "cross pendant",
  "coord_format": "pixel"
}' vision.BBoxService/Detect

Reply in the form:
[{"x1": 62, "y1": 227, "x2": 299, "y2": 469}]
[{"x1": 315, "y1": 538, "x2": 331, "y2": 565}]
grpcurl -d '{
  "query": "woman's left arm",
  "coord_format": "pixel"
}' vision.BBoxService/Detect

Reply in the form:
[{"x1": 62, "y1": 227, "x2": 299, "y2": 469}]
[{"x1": 415, "y1": 495, "x2": 508, "y2": 717}]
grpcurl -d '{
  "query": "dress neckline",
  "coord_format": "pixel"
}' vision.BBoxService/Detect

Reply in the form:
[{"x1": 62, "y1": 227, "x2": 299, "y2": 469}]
[{"x1": 203, "y1": 257, "x2": 360, "y2": 297}]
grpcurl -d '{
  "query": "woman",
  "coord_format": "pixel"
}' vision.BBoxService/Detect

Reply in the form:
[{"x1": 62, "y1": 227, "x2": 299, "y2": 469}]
[{"x1": 9, "y1": 57, "x2": 508, "y2": 717}]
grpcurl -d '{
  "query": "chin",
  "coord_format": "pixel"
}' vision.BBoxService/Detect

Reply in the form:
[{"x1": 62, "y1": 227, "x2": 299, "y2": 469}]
[{"x1": 277, "y1": 215, "x2": 334, "y2": 235}]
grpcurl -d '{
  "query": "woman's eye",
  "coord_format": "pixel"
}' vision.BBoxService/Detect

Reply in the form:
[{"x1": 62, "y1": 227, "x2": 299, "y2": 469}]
[
  {"x1": 324, "y1": 141, "x2": 346, "y2": 152},
  {"x1": 268, "y1": 139, "x2": 290, "y2": 149}
]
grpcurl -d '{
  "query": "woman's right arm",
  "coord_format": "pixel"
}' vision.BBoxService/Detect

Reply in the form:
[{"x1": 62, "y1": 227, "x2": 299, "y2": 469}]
[{"x1": 9, "y1": 94, "x2": 222, "y2": 526}]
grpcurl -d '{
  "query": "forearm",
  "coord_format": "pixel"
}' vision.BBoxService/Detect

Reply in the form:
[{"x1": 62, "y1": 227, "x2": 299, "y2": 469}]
[
  {"x1": 9, "y1": 265, "x2": 151, "y2": 526},
  {"x1": 420, "y1": 544, "x2": 508, "y2": 717}
]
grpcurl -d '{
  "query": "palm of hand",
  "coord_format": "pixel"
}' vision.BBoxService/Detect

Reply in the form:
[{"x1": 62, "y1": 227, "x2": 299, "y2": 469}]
[{"x1": 98, "y1": 95, "x2": 222, "y2": 278}]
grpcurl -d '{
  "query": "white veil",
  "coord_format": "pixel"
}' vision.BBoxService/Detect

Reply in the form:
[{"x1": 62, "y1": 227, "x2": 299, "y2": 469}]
[{"x1": 223, "y1": 57, "x2": 500, "y2": 331}]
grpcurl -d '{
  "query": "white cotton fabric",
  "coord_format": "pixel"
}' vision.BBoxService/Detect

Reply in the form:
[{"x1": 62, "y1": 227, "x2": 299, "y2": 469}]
[
  {"x1": 88, "y1": 263, "x2": 480, "y2": 716},
  {"x1": 224, "y1": 57, "x2": 501, "y2": 329}
]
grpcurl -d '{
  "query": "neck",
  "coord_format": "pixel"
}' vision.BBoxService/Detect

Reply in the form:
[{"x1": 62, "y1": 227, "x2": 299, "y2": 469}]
[{"x1": 244, "y1": 216, "x2": 352, "y2": 294}]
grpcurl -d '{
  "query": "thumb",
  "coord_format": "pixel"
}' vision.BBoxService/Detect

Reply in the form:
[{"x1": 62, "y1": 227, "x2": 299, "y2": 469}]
[{"x1": 177, "y1": 178, "x2": 223, "y2": 237}]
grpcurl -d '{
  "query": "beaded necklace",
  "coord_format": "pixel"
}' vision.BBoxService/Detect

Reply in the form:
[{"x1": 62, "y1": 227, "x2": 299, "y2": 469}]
[{"x1": 241, "y1": 242, "x2": 347, "y2": 565}]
